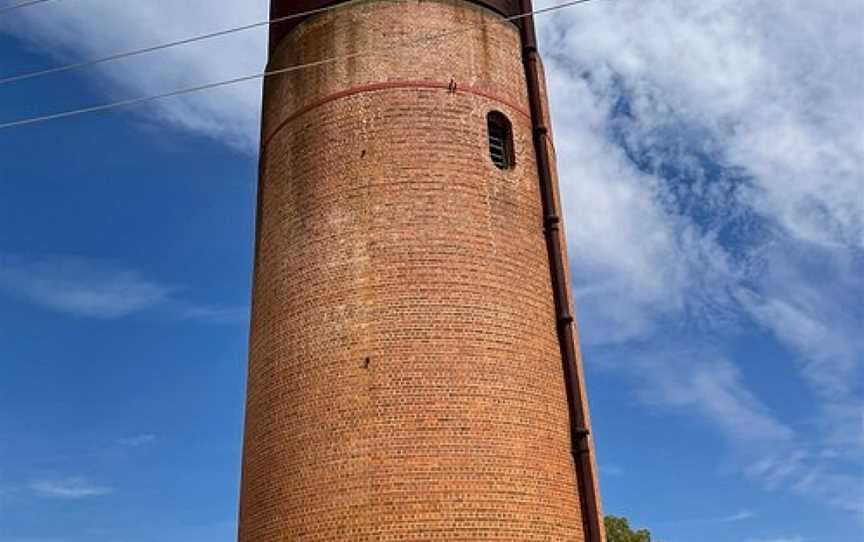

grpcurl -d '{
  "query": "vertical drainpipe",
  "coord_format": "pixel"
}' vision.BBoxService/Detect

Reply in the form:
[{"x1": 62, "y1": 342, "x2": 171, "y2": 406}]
[{"x1": 516, "y1": 1, "x2": 606, "y2": 541}]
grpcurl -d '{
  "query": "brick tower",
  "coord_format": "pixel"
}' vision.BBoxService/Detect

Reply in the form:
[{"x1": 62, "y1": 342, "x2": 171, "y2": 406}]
[{"x1": 239, "y1": 1, "x2": 605, "y2": 540}]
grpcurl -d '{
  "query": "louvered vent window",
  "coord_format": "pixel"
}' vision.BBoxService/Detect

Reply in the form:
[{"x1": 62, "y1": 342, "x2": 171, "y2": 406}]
[{"x1": 487, "y1": 111, "x2": 514, "y2": 170}]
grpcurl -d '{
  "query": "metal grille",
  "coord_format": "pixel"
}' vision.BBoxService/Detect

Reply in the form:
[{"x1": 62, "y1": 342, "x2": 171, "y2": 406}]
[{"x1": 487, "y1": 112, "x2": 513, "y2": 170}]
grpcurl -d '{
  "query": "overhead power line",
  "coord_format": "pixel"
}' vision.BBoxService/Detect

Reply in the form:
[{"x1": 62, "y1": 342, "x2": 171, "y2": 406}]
[
  {"x1": 0, "y1": 0, "x2": 601, "y2": 131},
  {"x1": 0, "y1": 0, "x2": 55, "y2": 16},
  {"x1": 0, "y1": 0, "x2": 371, "y2": 85}
]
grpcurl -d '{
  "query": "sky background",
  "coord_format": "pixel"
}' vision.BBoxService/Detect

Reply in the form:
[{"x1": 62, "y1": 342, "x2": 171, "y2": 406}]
[{"x1": 0, "y1": 1, "x2": 862, "y2": 541}]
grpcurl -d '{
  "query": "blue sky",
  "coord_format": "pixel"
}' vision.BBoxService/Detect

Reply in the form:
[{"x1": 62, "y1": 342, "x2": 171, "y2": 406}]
[{"x1": 0, "y1": 1, "x2": 862, "y2": 541}]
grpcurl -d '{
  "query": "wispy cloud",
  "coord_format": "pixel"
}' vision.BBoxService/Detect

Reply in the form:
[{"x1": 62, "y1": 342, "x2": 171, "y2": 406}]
[
  {"x1": 30, "y1": 477, "x2": 112, "y2": 499},
  {"x1": 536, "y1": 0, "x2": 863, "y2": 518},
  {"x1": 659, "y1": 508, "x2": 757, "y2": 526},
  {"x1": 637, "y1": 356, "x2": 794, "y2": 446},
  {"x1": 117, "y1": 434, "x2": 157, "y2": 448},
  {"x1": 605, "y1": 344, "x2": 862, "y2": 517},
  {"x1": 719, "y1": 510, "x2": 756, "y2": 523},
  {"x1": 0, "y1": 254, "x2": 246, "y2": 324},
  {"x1": 0, "y1": 254, "x2": 171, "y2": 318}
]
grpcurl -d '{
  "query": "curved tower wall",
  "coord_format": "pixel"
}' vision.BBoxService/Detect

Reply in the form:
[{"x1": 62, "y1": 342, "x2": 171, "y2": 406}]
[{"x1": 240, "y1": 1, "x2": 600, "y2": 539}]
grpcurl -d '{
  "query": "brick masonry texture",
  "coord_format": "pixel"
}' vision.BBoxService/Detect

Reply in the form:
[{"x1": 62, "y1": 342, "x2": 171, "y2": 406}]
[
  {"x1": 267, "y1": 0, "x2": 520, "y2": 52},
  {"x1": 239, "y1": 1, "x2": 587, "y2": 539}
]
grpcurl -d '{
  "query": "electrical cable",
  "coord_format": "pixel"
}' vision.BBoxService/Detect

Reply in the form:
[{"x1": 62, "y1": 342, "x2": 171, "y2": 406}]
[
  {"x1": 0, "y1": 0, "x2": 372, "y2": 85},
  {"x1": 0, "y1": 0, "x2": 55, "y2": 16},
  {"x1": 0, "y1": 0, "x2": 602, "y2": 130}
]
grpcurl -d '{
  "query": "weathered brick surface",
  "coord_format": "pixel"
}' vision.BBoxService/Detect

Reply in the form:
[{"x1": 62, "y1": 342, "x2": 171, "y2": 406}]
[
  {"x1": 268, "y1": 0, "x2": 521, "y2": 52},
  {"x1": 240, "y1": 1, "x2": 586, "y2": 539}
]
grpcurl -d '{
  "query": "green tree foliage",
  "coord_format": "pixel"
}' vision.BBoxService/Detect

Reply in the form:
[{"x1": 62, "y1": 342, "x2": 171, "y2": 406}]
[{"x1": 604, "y1": 515, "x2": 662, "y2": 542}]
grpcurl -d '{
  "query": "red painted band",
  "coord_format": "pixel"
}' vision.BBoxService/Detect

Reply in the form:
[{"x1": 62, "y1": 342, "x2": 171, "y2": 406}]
[{"x1": 262, "y1": 80, "x2": 531, "y2": 149}]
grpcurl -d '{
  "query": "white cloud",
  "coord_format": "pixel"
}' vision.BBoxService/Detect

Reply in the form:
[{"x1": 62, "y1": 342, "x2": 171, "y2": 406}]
[
  {"x1": 654, "y1": 508, "x2": 759, "y2": 529},
  {"x1": 719, "y1": 510, "x2": 755, "y2": 523},
  {"x1": 538, "y1": 0, "x2": 863, "y2": 344},
  {"x1": 607, "y1": 346, "x2": 862, "y2": 516},
  {"x1": 662, "y1": 508, "x2": 757, "y2": 525},
  {"x1": 0, "y1": 254, "x2": 247, "y2": 323},
  {"x1": 734, "y1": 246, "x2": 864, "y2": 465},
  {"x1": 0, "y1": 0, "x2": 269, "y2": 150},
  {"x1": 0, "y1": 254, "x2": 171, "y2": 318},
  {"x1": 30, "y1": 477, "x2": 112, "y2": 499},
  {"x1": 535, "y1": 0, "x2": 863, "y2": 516},
  {"x1": 539, "y1": 0, "x2": 864, "y2": 251},
  {"x1": 637, "y1": 356, "x2": 794, "y2": 446}
]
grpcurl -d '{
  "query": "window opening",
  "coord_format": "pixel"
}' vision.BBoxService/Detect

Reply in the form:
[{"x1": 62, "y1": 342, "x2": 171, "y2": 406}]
[{"x1": 487, "y1": 111, "x2": 514, "y2": 170}]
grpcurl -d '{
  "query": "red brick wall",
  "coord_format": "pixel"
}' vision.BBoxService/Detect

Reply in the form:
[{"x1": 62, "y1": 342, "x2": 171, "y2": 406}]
[
  {"x1": 268, "y1": 0, "x2": 520, "y2": 52},
  {"x1": 240, "y1": 1, "x2": 587, "y2": 539}
]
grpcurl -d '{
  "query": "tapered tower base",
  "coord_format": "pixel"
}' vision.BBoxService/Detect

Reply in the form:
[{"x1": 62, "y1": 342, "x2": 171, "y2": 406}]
[{"x1": 239, "y1": 1, "x2": 603, "y2": 540}]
